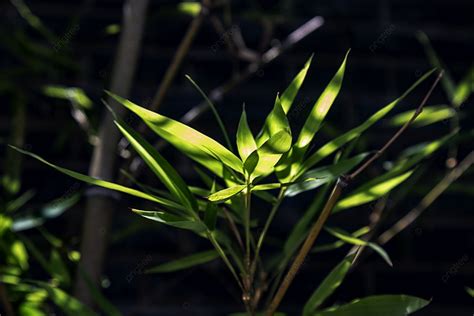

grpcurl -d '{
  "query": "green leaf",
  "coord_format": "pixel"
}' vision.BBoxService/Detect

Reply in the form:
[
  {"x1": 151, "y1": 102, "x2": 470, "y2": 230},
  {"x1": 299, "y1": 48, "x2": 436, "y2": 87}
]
[
  {"x1": 417, "y1": 31, "x2": 456, "y2": 102},
  {"x1": 300, "y1": 69, "x2": 435, "y2": 176},
  {"x1": 146, "y1": 250, "x2": 219, "y2": 273},
  {"x1": 106, "y1": 91, "x2": 243, "y2": 177},
  {"x1": 43, "y1": 85, "x2": 93, "y2": 109},
  {"x1": 335, "y1": 170, "x2": 415, "y2": 212},
  {"x1": 32, "y1": 281, "x2": 99, "y2": 316},
  {"x1": 324, "y1": 227, "x2": 392, "y2": 267},
  {"x1": 177, "y1": 2, "x2": 202, "y2": 16},
  {"x1": 114, "y1": 119, "x2": 197, "y2": 213},
  {"x1": 452, "y1": 65, "x2": 474, "y2": 107},
  {"x1": 10, "y1": 145, "x2": 185, "y2": 211},
  {"x1": 13, "y1": 191, "x2": 80, "y2": 232},
  {"x1": 207, "y1": 185, "x2": 247, "y2": 202},
  {"x1": 6, "y1": 189, "x2": 35, "y2": 213},
  {"x1": 254, "y1": 130, "x2": 292, "y2": 176},
  {"x1": 303, "y1": 255, "x2": 354, "y2": 315},
  {"x1": 257, "y1": 95, "x2": 291, "y2": 147},
  {"x1": 237, "y1": 107, "x2": 257, "y2": 161},
  {"x1": 49, "y1": 249, "x2": 71, "y2": 285},
  {"x1": 466, "y1": 287, "x2": 474, "y2": 297},
  {"x1": 296, "y1": 50, "x2": 349, "y2": 155},
  {"x1": 313, "y1": 295, "x2": 429, "y2": 315},
  {"x1": 11, "y1": 239, "x2": 29, "y2": 270},
  {"x1": 286, "y1": 153, "x2": 368, "y2": 197},
  {"x1": 280, "y1": 54, "x2": 313, "y2": 113},
  {"x1": 131, "y1": 209, "x2": 206, "y2": 234},
  {"x1": 389, "y1": 105, "x2": 455, "y2": 127},
  {"x1": 312, "y1": 227, "x2": 371, "y2": 253}
]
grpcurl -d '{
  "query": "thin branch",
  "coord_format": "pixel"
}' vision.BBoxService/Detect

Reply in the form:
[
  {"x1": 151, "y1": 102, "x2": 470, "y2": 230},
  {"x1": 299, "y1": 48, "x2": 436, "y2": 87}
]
[
  {"x1": 348, "y1": 71, "x2": 444, "y2": 180},
  {"x1": 149, "y1": 4, "x2": 207, "y2": 112},
  {"x1": 378, "y1": 150, "x2": 474, "y2": 244},
  {"x1": 128, "y1": 16, "x2": 324, "y2": 176},
  {"x1": 265, "y1": 71, "x2": 444, "y2": 316}
]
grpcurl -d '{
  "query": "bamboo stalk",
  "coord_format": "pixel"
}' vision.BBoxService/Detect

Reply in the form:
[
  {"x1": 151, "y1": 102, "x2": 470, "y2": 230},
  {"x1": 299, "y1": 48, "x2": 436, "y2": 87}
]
[{"x1": 265, "y1": 71, "x2": 443, "y2": 315}]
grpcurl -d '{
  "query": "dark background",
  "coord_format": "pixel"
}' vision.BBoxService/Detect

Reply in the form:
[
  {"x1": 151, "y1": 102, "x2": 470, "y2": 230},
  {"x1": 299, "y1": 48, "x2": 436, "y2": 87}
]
[{"x1": 1, "y1": 0, "x2": 473, "y2": 315}]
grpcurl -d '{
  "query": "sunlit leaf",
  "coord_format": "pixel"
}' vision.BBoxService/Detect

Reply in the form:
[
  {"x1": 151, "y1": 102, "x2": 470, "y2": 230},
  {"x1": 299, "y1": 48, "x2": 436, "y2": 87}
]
[
  {"x1": 115, "y1": 119, "x2": 197, "y2": 213},
  {"x1": 389, "y1": 105, "x2": 455, "y2": 127},
  {"x1": 107, "y1": 91, "x2": 243, "y2": 177},
  {"x1": 43, "y1": 85, "x2": 93, "y2": 109},
  {"x1": 296, "y1": 50, "x2": 349, "y2": 155},
  {"x1": 313, "y1": 295, "x2": 429, "y2": 315},
  {"x1": 177, "y1": 2, "x2": 201, "y2": 16},
  {"x1": 452, "y1": 65, "x2": 474, "y2": 107},
  {"x1": 281, "y1": 54, "x2": 313, "y2": 113},
  {"x1": 32, "y1": 281, "x2": 99, "y2": 316},
  {"x1": 207, "y1": 185, "x2": 246, "y2": 202},
  {"x1": 303, "y1": 255, "x2": 354, "y2": 315},
  {"x1": 299, "y1": 69, "x2": 435, "y2": 176},
  {"x1": 312, "y1": 227, "x2": 370, "y2": 253},
  {"x1": 10, "y1": 146, "x2": 185, "y2": 211},
  {"x1": 147, "y1": 250, "x2": 219, "y2": 273},
  {"x1": 237, "y1": 108, "x2": 257, "y2": 162},
  {"x1": 466, "y1": 287, "x2": 474, "y2": 297},
  {"x1": 335, "y1": 170, "x2": 415, "y2": 212},
  {"x1": 11, "y1": 239, "x2": 29, "y2": 270},
  {"x1": 254, "y1": 130, "x2": 292, "y2": 177},
  {"x1": 256, "y1": 95, "x2": 291, "y2": 147}
]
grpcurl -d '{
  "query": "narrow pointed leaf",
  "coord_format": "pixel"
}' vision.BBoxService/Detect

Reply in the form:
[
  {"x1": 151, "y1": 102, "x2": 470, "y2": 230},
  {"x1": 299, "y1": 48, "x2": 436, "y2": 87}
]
[
  {"x1": 207, "y1": 185, "x2": 246, "y2": 202},
  {"x1": 237, "y1": 108, "x2": 257, "y2": 161},
  {"x1": 325, "y1": 227, "x2": 392, "y2": 266},
  {"x1": 146, "y1": 250, "x2": 219, "y2": 273},
  {"x1": 286, "y1": 153, "x2": 368, "y2": 197},
  {"x1": 296, "y1": 50, "x2": 349, "y2": 154},
  {"x1": 131, "y1": 209, "x2": 206, "y2": 233},
  {"x1": 257, "y1": 95, "x2": 291, "y2": 147},
  {"x1": 300, "y1": 69, "x2": 435, "y2": 176},
  {"x1": 254, "y1": 130, "x2": 292, "y2": 176},
  {"x1": 303, "y1": 255, "x2": 354, "y2": 315},
  {"x1": 313, "y1": 295, "x2": 429, "y2": 315},
  {"x1": 107, "y1": 92, "x2": 243, "y2": 176},
  {"x1": 281, "y1": 54, "x2": 313, "y2": 113},
  {"x1": 452, "y1": 65, "x2": 474, "y2": 107},
  {"x1": 115, "y1": 120, "x2": 197, "y2": 213},
  {"x1": 10, "y1": 146, "x2": 184, "y2": 211},
  {"x1": 335, "y1": 170, "x2": 415, "y2": 212},
  {"x1": 389, "y1": 105, "x2": 455, "y2": 127}
]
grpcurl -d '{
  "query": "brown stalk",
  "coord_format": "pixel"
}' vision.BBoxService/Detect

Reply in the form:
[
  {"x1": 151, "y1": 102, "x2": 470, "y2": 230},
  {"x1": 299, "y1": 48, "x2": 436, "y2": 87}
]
[{"x1": 266, "y1": 71, "x2": 444, "y2": 316}]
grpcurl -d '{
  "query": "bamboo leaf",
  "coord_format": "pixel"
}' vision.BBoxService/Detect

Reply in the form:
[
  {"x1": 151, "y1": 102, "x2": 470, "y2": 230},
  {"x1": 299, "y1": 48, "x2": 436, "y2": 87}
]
[
  {"x1": 296, "y1": 50, "x2": 349, "y2": 155},
  {"x1": 237, "y1": 107, "x2": 257, "y2": 161},
  {"x1": 114, "y1": 119, "x2": 198, "y2": 213},
  {"x1": 43, "y1": 85, "x2": 93, "y2": 109},
  {"x1": 10, "y1": 146, "x2": 185, "y2": 211},
  {"x1": 280, "y1": 54, "x2": 313, "y2": 113},
  {"x1": 303, "y1": 255, "x2": 354, "y2": 315},
  {"x1": 299, "y1": 69, "x2": 435, "y2": 176},
  {"x1": 256, "y1": 95, "x2": 291, "y2": 147},
  {"x1": 286, "y1": 153, "x2": 368, "y2": 197},
  {"x1": 146, "y1": 250, "x2": 219, "y2": 273},
  {"x1": 204, "y1": 182, "x2": 219, "y2": 230},
  {"x1": 131, "y1": 209, "x2": 206, "y2": 233},
  {"x1": 313, "y1": 295, "x2": 429, "y2": 315},
  {"x1": 207, "y1": 185, "x2": 247, "y2": 202},
  {"x1": 389, "y1": 105, "x2": 455, "y2": 127},
  {"x1": 452, "y1": 65, "x2": 474, "y2": 107},
  {"x1": 325, "y1": 227, "x2": 392, "y2": 266},
  {"x1": 106, "y1": 92, "x2": 243, "y2": 176},
  {"x1": 254, "y1": 130, "x2": 292, "y2": 177},
  {"x1": 335, "y1": 170, "x2": 415, "y2": 212}
]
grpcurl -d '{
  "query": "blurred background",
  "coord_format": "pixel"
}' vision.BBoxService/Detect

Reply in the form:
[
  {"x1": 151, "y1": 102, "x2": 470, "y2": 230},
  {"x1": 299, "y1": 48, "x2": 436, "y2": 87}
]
[{"x1": 0, "y1": 0, "x2": 473, "y2": 315}]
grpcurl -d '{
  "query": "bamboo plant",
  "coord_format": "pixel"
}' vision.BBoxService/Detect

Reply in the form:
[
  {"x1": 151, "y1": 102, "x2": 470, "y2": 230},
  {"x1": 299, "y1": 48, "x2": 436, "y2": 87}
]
[{"x1": 13, "y1": 52, "x2": 448, "y2": 315}]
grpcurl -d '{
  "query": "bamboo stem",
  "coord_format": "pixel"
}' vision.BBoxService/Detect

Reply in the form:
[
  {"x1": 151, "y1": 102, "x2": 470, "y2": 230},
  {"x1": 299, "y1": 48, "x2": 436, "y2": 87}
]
[{"x1": 265, "y1": 71, "x2": 443, "y2": 315}]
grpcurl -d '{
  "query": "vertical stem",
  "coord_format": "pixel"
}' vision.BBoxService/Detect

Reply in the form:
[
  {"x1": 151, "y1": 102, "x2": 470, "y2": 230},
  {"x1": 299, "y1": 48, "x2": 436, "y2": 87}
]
[
  {"x1": 266, "y1": 178, "x2": 346, "y2": 316},
  {"x1": 74, "y1": 0, "x2": 149, "y2": 305}
]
